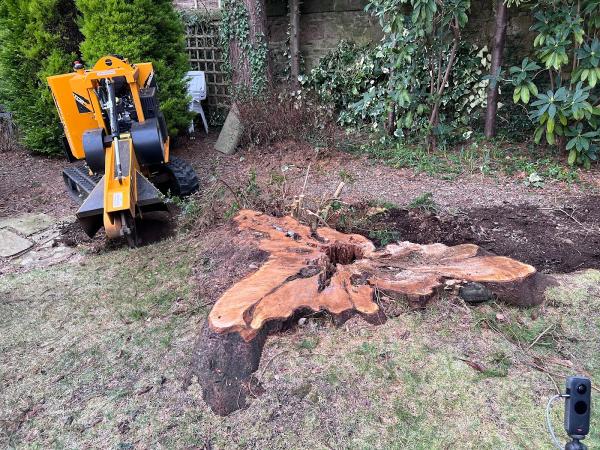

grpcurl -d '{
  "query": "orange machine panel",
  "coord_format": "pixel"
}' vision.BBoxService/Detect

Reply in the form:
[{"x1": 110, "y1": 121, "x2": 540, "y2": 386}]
[
  {"x1": 47, "y1": 57, "x2": 156, "y2": 161},
  {"x1": 47, "y1": 73, "x2": 99, "y2": 160}
]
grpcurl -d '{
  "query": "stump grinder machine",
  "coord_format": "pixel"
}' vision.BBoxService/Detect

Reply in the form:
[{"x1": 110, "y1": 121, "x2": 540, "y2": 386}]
[{"x1": 47, "y1": 55, "x2": 199, "y2": 246}]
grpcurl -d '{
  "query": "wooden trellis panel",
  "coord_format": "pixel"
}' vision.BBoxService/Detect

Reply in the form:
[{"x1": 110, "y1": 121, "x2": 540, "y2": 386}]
[{"x1": 185, "y1": 20, "x2": 230, "y2": 115}]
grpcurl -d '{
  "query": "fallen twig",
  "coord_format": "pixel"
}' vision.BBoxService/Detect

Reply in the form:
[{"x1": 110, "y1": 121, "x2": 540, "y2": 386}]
[
  {"x1": 301, "y1": 162, "x2": 312, "y2": 197},
  {"x1": 218, "y1": 178, "x2": 244, "y2": 208},
  {"x1": 305, "y1": 209, "x2": 331, "y2": 228},
  {"x1": 259, "y1": 350, "x2": 290, "y2": 379},
  {"x1": 540, "y1": 206, "x2": 588, "y2": 231},
  {"x1": 318, "y1": 181, "x2": 345, "y2": 222},
  {"x1": 546, "y1": 371, "x2": 561, "y2": 395},
  {"x1": 457, "y1": 357, "x2": 486, "y2": 373},
  {"x1": 530, "y1": 361, "x2": 600, "y2": 394},
  {"x1": 527, "y1": 323, "x2": 555, "y2": 350}
]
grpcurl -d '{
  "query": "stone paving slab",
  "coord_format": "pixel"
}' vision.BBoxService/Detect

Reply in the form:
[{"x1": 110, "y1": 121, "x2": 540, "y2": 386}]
[
  {"x1": 0, "y1": 229, "x2": 33, "y2": 257},
  {"x1": 0, "y1": 213, "x2": 55, "y2": 236},
  {"x1": 18, "y1": 244, "x2": 79, "y2": 269},
  {"x1": 215, "y1": 106, "x2": 243, "y2": 155}
]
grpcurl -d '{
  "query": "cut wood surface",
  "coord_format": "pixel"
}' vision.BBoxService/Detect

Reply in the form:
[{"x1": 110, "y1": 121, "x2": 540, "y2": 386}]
[
  {"x1": 208, "y1": 210, "x2": 554, "y2": 341},
  {"x1": 195, "y1": 210, "x2": 555, "y2": 415}
]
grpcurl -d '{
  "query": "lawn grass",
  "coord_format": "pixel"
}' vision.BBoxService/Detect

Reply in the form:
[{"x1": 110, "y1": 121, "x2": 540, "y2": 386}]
[
  {"x1": 1, "y1": 230, "x2": 600, "y2": 448},
  {"x1": 340, "y1": 134, "x2": 581, "y2": 183}
]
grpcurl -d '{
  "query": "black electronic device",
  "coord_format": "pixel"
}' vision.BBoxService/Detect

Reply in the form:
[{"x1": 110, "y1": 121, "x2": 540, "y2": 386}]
[{"x1": 546, "y1": 376, "x2": 592, "y2": 450}]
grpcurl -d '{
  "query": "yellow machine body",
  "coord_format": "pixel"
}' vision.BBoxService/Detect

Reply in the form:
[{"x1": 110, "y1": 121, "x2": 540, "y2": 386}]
[
  {"x1": 47, "y1": 56, "x2": 176, "y2": 244},
  {"x1": 48, "y1": 57, "x2": 169, "y2": 162}
]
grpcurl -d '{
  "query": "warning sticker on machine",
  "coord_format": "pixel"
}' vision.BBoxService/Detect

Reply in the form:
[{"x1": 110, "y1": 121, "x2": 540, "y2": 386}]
[{"x1": 112, "y1": 192, "x2": 123, "y2": 209}]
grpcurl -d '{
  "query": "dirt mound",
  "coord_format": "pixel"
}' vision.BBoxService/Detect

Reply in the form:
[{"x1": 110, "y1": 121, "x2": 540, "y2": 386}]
[
  {"x1": 467, "y1": 202, "x2": 600, "y2": 274},
  {"x1": 192, "y1": 223, "x2": 270, "y2": 306},
  {"x1": 55, "y1": 220, "x2": 91, "y2": 247},
  {"x1": 340, "y1": 198, "x2": 600, "y2": 274}
]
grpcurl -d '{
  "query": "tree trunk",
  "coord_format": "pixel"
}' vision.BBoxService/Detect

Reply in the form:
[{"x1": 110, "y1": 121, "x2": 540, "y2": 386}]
[
  {"x1": 385, "y1": 101, "x2": 397, "y2": 136},
  {"x1": 228, "y1": 0, "x2": 272, "y2": 91},
  {"x1": 288, "y1": 0, "x2": 300, "y2": 88},
  {"x1": 229, "y1": 39, "x2": 250, "y2": 89},
  {"x1": 428, "y1": 23, "x2": 460, "y2": 127},
  {"x1": 428, "y1": 19, "x2": 461, "y2": 150},
  {"x1": 484, "y1": 0, "x2": 509, "y2": 138},
  {"x1": 192, "y1": 210, "x2": 556, "y2": 415}
]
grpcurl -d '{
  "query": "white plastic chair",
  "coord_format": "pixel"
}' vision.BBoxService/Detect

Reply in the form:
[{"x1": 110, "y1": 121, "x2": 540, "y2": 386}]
[{"x1": 186, "y1": 70, "x2": 209, "y2": 134}]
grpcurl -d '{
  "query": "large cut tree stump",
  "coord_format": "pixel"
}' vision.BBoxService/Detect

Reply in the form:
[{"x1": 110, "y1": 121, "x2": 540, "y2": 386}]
[{"x1": 191, "y1": 210, "x2": 555, "y2": 415}]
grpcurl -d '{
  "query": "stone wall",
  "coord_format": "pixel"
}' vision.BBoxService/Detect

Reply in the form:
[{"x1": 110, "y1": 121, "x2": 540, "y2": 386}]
[
  {"x1": 465, "y1": 0, "x2": 534, "y2": 65},
  {"x1": 175, "y1": 0, "x2": 534, "y2": 77},
  {"x1": 266, "y1": 0, "x2": 382, "y2": 74},
  {"x1": 265, "y1": 0, "x2": 533, "y2": 76},
  {"x1": 174, "y1": 0, "x2": 220, "y2": 11}
]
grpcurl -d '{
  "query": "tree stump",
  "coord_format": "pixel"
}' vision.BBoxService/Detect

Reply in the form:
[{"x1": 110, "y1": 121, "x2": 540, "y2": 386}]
[{"x1": 191, "y1": 210, "x2": 555, "y2": 415}]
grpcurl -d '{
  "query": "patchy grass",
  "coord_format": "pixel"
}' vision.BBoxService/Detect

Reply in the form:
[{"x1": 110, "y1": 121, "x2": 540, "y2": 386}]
[
  {"x1": 368, "y1": 199, "x2": 400, "y2": 210},
  {"x1": 480, "y1": 351, "x2": 512, "y2": 378},
  {"x1": 1, "y1": 225, "x2": 600, "y2": 448},
  {"x1": 407, "y1": 192, "x2": 437, "y2": 213},
  {"x1": 297, "y1": 336, "x2": 320, "y2": 352},
  {"x1": 252, "y1": 274, "x2": 600, "y2": 449},
  {"x1": 367, "y1": 229, "x2": 402, "y2": 247},
  {"x1": 348, "y1": 137, "x2": 580, "y2": 183},
  {"x1": 338, "y1": 169, "x2": 356, "y2": 184},
  {"x1": 0, "y1": 235, "x2": 203, "y2": 448}
]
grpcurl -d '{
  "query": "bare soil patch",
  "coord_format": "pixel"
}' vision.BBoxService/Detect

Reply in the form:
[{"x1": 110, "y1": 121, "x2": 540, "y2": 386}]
[
  {"x1": 338, "y1": 198, "x2": 600, "y2": 274},
  {"x1": 177, "y1": 135, "x2": 597, "y2": 211},
  {"x1": 0, "y1": 148, "x2": 68, "y2": 218},
  {"x1": 191, "y1": 223, "x2": 269, "y2": 307},
  {"x1": 4, "y1": 133, "x2": 599, "y2": 235},
  {"x1": 173, "y1": 136, "x2": 600, "y2": 275}
]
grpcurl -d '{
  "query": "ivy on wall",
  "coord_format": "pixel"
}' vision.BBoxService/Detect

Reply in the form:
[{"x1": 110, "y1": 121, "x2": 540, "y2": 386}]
[
  {"x1": 179, "y1": 8, "x2": 222, "y2": 27},
  {"x1": 219, "y1": 0, "x2": 269, "y2": 96}
]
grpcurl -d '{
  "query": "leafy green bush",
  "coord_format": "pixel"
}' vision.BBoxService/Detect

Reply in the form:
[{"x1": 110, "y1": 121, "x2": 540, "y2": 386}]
[
  {"x1": 300, "y1": 1, "x2": 492, "y2": 147},
  {"x1": 76, "y1": 0, "x2": 192, "y2": 136},
  {"x1": 509, "y1": 0, "x2": 600, "y2": 167},
  {"x1": 0, "y1": 0, "x2": 80, "y2": 154},
  {"x1": 301, "y1": 39, "x2": 490, "y2": 145},
  {"x1": 299, "y1": 41, "x2": 380, "y2": 112}
]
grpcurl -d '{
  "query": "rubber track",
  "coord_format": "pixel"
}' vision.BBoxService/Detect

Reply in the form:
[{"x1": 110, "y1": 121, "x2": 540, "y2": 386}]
[
  {"x1": 165, "y1": 156, "x2": 199, "y2": 196},
  {"x1": 63, "y1": 164, "x2": 103, "y2": 204}
]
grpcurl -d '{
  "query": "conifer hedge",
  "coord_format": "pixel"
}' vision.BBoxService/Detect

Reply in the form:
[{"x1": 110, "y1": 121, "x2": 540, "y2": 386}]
[
  {"x1": 76, "y1": 0, "x2": 192, "y2": 137},
  {"x1": 0, "y1": 0, "x2": 191, "y2": 154},
  {"x1": 0, "y1": 0, "x2": 80, "y2": 154}
]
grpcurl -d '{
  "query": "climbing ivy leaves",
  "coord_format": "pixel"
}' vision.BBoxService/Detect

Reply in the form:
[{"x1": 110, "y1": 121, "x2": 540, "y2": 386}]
[{"x1": 219, "y1": 0, "x2": 269, "y2": 97}]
